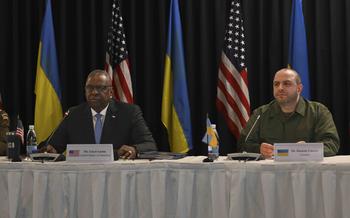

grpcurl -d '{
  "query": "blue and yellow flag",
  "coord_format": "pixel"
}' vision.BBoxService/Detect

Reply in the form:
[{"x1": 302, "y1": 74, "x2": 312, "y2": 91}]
[
  {"x1": 34, "y1": 0, "x2": 63, "y2": 143},
  {"x1": 202, "y1": 117, "x2": 218, "y2": 148},
  {"x1": 277, "y1": 149, "x2": 289, "y2": 157},
  {"x1": 161, "y1": 0, "x2": 192, "y2": 153},
  {"x1": 288, "y1": 0, "x2": 311, "y2": 99}
]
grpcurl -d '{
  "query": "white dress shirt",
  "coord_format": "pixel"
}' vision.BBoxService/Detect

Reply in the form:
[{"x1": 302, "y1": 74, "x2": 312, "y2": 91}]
[{"x1": 90, "y1": 104, "x2": 109, "y2": 129}]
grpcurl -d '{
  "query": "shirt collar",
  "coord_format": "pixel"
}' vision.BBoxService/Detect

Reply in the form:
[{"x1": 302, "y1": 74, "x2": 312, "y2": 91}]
[
  {"x1": 91, "y1": 104, "x2": 109, "y2": 117},
  {"x1": 269, "y1": 97, "x2": 306, "y2": 117},
  {"x1": 294, "y1": 97, "x2": 306, "y2": 116}
]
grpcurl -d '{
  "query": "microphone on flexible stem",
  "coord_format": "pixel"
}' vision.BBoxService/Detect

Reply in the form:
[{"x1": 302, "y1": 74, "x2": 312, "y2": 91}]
[
  {"x1": 37, "y1": 109, "x2": 70, "y2": 151},
  {"x1": 244, "y1": 114, "x2": 261, "y2": 143},
  {"x1": 33, "y1": 110, "x2": 72, "y2": 162},
  {"x1": 227, "y1": 114, "x2": 263, "y2": 161}
]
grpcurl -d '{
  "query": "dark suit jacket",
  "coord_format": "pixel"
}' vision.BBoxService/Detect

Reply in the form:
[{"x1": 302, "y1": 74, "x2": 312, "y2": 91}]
[{"x1": 50, "y1": 100, "x2": 157, "y2": 154}]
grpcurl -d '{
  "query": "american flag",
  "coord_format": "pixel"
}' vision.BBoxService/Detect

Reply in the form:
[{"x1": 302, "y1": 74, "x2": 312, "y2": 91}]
[
  {"x1": 16, "y1": 116, "x2": 24, "y2": 144},
  {"x1": 69, "y1": 150, "x2": 80, "y2": 157},
  {"x1": 105, "y1": 0, "x2": 133, "y2": 103},
  {"x1": 216, "y1": 0, "x2": 250, "y2": 139}
]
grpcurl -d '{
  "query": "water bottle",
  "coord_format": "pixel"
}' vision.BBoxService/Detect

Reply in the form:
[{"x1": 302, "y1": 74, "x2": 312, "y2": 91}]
[
  {"x1": 208, "y1": 124, "x2": 219, "y2": 160},
  {"x1": 26, "y1": 125, "x2": 38, "y2": 156}
]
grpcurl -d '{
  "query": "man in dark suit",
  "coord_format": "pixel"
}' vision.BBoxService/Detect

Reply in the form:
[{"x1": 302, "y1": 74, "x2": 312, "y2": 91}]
[{"x1": 46, "y1": 69, "x2": 156, "y2": 159}]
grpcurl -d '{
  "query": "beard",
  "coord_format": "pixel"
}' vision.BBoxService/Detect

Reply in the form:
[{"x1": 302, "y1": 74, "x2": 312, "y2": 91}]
[{"x1": 275, "y1": 91, "x2": 299, "y2": 106}]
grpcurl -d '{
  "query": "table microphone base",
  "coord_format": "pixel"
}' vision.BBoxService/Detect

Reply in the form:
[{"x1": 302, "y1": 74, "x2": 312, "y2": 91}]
[{"x1": 227, "y1": 152, "x2": 263, "y2": 161}]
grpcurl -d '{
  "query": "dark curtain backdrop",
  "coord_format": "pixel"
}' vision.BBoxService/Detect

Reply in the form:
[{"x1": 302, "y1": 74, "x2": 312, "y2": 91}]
[{"x1": 0, "y1": 0, "x2": 349, "y2": 155}]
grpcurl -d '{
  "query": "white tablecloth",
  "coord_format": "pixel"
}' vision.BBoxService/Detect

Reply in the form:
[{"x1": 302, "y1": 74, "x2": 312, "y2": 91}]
[{"x1": 0, "y1": 156, "x2": 350, "y2": 218}]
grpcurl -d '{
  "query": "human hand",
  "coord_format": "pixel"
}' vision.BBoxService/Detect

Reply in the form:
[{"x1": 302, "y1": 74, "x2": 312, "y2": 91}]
[
  {"x1": 118, "y1": 145, "x2": 137, "y2": 160},
  {"x1": 260, "y1": 142, "x2": 274, "y2": 159},
  {"x1": 44, "y1": 145, "x2": 58, "y2": 153}
]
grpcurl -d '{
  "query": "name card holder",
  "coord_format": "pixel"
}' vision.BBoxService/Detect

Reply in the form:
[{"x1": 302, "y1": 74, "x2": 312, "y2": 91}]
[
  {"x1": 66, "y1": 144, "x2": 114, "y2": 162},
  {"x1": 274, "y1": 143, "x2": 324, "y2": 162}
]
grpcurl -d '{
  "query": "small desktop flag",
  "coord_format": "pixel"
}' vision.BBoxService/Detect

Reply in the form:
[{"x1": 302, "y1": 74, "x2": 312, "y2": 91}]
[
  {"x1": 202, "y1": 117, "x2": 218, "y2": 148},
  {"x1": 15, "y1": 116, "x2": 24, "y2": 144}
]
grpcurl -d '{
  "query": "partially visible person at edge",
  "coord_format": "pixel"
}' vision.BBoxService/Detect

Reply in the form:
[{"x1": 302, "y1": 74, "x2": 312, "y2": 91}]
[
  {"x1": 0, "y1": 109, "x2": 9, "y2": 155},
  {"x1": 44, "y1": 69, "x2": 157, "y2": 159},
  {"x1": 238, "y1": 68, "x2": 339, "y2": 158}
]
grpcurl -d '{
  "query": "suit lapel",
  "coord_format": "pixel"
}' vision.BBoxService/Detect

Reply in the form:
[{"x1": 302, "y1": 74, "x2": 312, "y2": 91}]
[
  {"x1": 82, "y1": 104, "x2": 96, "y2": 143},
  {"x1": 101, "y1": 100, "x2": 119, "y2": 143}
]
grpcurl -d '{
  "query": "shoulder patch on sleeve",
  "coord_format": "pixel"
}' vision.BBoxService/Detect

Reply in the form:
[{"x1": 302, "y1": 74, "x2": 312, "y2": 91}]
[{"x1": 1, "y1": 112, "x2": 9, "y2": 121}]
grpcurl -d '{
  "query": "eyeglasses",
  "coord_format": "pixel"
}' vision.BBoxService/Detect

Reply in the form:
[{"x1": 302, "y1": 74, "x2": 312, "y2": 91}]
[{"x1": 85, "y1": 85, "x2": 111, "y2": 93}]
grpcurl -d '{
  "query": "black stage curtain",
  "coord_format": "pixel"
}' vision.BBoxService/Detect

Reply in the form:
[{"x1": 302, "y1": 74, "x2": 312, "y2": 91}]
[{"x1": 0, "y1": 0, "x2": 349, "y2": 155}]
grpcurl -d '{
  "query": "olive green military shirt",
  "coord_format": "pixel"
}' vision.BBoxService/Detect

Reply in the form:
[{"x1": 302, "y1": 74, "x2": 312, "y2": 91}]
[
  {"x1": 0, "y1": 109, "x2": 10, "y2": 155},
  {"x1": 238, "y1": 98, "x2": 340, "y2": 156}
]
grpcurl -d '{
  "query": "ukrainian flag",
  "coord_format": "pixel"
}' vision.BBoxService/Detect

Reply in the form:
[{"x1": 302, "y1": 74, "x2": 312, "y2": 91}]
[
  {"x1": 34, "y1": 0, "x2": 63, "y2": 143},
  {"x1": 288, "y1": 0, "x2": 311, "y2": 99},
  {"x1": 277, "y1": 149, "x2": 289, "y2": 157},
  {"x1": 161, "y1": 0, "x2": 192, "y2": 153},
  {"x1": 202, "y1": 117, "x2": 218, "y2": 148}
]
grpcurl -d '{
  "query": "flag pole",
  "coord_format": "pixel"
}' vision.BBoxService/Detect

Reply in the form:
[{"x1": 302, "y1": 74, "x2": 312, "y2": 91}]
[{"x1": 206, "y1": 113, "x2": 209, "y2": 145}]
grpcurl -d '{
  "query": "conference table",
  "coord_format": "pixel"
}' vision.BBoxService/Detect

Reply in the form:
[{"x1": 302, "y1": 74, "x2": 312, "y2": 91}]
[{"x1": 0, "y1": 156, "x2": 350, "y2": 218}]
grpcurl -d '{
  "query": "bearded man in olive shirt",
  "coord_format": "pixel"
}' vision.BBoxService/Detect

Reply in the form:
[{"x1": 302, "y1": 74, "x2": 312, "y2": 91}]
[{"x1": 238, "y1": 68, "x2": 339, "y2": 158}]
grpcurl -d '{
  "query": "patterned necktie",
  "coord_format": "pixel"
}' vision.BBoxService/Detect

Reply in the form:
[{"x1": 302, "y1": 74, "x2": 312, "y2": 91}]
[{"x1": 94, "y1": 113, "x2": 103, "y2": 143}]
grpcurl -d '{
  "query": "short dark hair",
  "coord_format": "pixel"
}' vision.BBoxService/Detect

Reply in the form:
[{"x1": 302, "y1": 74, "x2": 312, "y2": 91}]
[
  {"x1": 86, "y1": 69, "x2": 113, "y2": 86},
  {"x1": 87, "y1": 69, "x2": 110, "y2": 80}
]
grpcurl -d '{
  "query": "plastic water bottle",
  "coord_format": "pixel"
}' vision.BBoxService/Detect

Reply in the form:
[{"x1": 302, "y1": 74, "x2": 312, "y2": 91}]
[
  {"x1": 26, "y1": 125, "x2": 38, "y2": 156},
  {"x1": 208, "y1": 124, "x2": 219, "y2": 160}
]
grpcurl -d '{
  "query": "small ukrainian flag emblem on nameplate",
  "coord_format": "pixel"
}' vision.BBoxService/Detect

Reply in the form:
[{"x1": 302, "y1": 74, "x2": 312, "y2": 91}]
[{"x1": 277, "y1": 149, "x2": 289, "y2": 156}]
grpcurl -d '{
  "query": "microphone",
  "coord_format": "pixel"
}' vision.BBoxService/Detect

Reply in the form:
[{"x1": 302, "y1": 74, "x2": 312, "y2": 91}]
[
  {"x1": 244, "y1": 114, "x2": 261, "y2": 143},
  {"x1": 34, "y1": 108, "x2": 75, "y2": 162},
  {"x1": 227, "y1": 107, "x2": 271, "y2": 161},
  {"x1": 226, "y1": 113, "x2": 264, "y2": 161},
  {"x1": 38, "y1": 109, "x2": 72, "y2": 150},
  {"x1": 244, "y1": 102, "x2": 272, "y2": 143}
]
